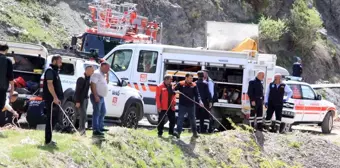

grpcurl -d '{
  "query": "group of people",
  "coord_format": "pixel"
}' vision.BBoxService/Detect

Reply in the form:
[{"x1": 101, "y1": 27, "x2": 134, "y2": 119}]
[
  {"x1": 156, "y1": 70, "x2": 214, "y2": 138},
  {"x1": 248, "y1": 72, "x2": 293, "y2": 133},
  {"x1": 43, "y1": 55, "x2": 111, "y2": 146}
]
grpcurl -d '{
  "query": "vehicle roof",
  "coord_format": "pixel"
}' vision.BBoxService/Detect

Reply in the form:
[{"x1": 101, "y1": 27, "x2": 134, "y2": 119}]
[
  {"x1": 1, "y1": 41, "x2": 48, "y2": 57},
  {"x1": 48, "y1": 54, "x2": 99, "y2": 66},
  {"x1": 284, "y1": 80, "x2": 310, "y2": 86}
]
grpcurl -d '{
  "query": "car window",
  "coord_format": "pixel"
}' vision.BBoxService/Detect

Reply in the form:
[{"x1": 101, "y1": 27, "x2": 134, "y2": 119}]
[
  {"x1": 288, "y1": 84, "x2": 302, "y2": 99},
  {"x1": 137, "y1": 50, "x2": 158, "y2": 73},
  {"x1": 301, "y1": 85, "x2": 316, "y2": 100},
  {"x1": 107, "y1": 50, "x2": 133, "y2": 72},
  {"x1": 60, "y1": 62, "x2": 74, "y2": 75},
  {"x1": 108, "y1": 70, "x2": 119, "y2": 85}
]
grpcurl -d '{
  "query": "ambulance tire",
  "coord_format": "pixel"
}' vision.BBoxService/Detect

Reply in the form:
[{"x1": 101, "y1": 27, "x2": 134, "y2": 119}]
[
  {"x1": 147, "y1": 114, "x2": 168, "y2": 125},
  {"x1": 321, "y1": 112, "x2": 333, "y2": 134}
]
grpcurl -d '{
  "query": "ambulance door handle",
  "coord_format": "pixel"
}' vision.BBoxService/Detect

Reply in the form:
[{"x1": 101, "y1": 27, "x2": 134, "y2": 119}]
[{"x1": 148, "y1": 80, "x2": 156, "y2": 83}]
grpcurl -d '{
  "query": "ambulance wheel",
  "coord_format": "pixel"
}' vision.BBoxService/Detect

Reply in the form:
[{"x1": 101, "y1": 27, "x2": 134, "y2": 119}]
[
  {"x1": 147, "y1": 114, "x2": 168, "y2": 125},
  {"x1": 321, "y1": 112, "x2": 333, "y2": 134}
]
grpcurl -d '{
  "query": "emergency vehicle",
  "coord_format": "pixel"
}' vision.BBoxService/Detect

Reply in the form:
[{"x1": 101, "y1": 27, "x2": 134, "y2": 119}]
[
  {"x1": 3, "y1": 41, "x2": 144, "y2": 129},
  {"x1": 281, "y1": 80, "x2": 337, "y2": 134},
  {"x1": 102, "y1": 43, "x2": 277, "y2": 128},
  {"x1": 71, "y1": 1, "x2": 162, "y2": 58}
]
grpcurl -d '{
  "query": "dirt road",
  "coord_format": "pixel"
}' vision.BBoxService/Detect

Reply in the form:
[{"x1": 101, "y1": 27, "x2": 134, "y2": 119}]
[{"x1": 292, "y1": 121, "x2": 340, "y2": 143}]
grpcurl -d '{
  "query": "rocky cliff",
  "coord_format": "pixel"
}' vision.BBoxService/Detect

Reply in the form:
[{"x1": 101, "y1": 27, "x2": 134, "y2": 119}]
[{"x1": 1, "y1": 0, "x2": 340, "y2": 83}]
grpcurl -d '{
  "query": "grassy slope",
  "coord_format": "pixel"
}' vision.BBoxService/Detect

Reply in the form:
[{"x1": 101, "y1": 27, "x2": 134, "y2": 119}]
[
  {"x1": 0, "y1": 0, "x2": 69, "y2": 47},
  {"x1": 0, "y1": 127, "x2": 303, "y2": 168}
]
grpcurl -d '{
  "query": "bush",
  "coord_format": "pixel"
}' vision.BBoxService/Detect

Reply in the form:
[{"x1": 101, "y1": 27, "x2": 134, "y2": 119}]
[
  {"x1": 290, "y1": 0, "x2": 323, "y2": 50},
  {"x1": 259, "y1": 17, "x2": 287, "y2": 42}
]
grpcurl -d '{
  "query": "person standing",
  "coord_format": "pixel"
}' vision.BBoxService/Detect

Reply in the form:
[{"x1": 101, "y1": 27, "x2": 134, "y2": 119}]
[
  {"x1": 74, "y1": 65, "x2": 94, "y2": 135},
  {"x1": 292, "y1": 57, "x2": 302, "y2": 77},
  {"x1": 203, "y1": 69, "x2": 215, "y2": 132},
  {"x1": 155, "y1": 75, "x2": 176, "y2": 137},
  {"x1": 0, "y1": 43, "x2": 14, "y2": 111},
  {"x1": 43, "y1": 55, "x2": 64, "y2": 146},
  {"x1": 247, "y1": 71, "x2": 265, "y2": 131},
  {"x1": 173, "y1": 73, "x2": 203, "y2": 139},
  {"x1": 90, "y1": 62, "x2": 110, "y2": 136},
  {"x1": 195, "y1": 71, "x2": 212, "y2": 133},
  {"x1": 264, "y1": 73, "x2": 293, "y2": 133}
]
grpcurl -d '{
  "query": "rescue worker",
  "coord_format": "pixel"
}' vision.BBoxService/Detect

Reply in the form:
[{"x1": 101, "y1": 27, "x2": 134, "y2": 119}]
[
  {"x1": 264, "y1": 73, "x2": 293, "y2": 133},
  {"x1": 155, "y1": 75, "x2": 176, "y2": 137},
  {"x1": 74, "y1": 65, "x2": 94, "y2": 136},
  {"x1": 292, "y1": 57, "x2": 302, "y2": 77},
  {"x1": 247, "y1": 71, "x2": 265, "y2": 131},
  {"x1": 43, "y1": 55, "x2": 64, "y2": 146},
  {"x1": 195, "y1": 71, "x2": 212, "y2": 133},
  {"x1": 0, "y1": 43, "x2": 14, "y2": 111},
  {"x1": 173, "y1": 73, "x2": 203, "y2": 139}
]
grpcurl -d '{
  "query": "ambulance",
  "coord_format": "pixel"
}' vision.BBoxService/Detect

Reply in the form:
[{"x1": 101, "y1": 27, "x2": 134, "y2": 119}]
[{"x1": 103, "y1": 43, "x2": 277, "y2": 128}]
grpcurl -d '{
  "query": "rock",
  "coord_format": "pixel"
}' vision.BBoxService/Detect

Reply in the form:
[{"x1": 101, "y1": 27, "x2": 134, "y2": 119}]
[{"x1": 6, "y1": 27, "x2": 28, "y2": 36}]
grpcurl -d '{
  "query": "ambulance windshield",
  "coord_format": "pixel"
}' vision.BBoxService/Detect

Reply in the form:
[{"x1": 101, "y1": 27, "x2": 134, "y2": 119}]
[{"x1": 82, "y1": 33, "x2": 124, "y2": 58}]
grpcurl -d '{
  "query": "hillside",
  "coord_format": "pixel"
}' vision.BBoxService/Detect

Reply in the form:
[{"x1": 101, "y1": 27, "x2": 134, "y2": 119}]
[{"x1": 0, "y1": 127, "x2": 340, "y2": 168}]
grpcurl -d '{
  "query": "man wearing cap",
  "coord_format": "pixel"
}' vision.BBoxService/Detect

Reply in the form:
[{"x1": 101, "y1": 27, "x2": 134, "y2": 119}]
[
  {"x1": 195, "y1": 71, "x2": 212, "y2": 133},
  {"x1": 292, "y1": 57, "x2": 302, "y2": 77},
  {"x1": 247, "y1": 71, "x2": 265, "y2": 131},
  {"x1": 0, "y1": 43, "x2": 14, "y2": 112},
  {"x1": 264, "y1": 73, "x2": 293, "y2": 133},
  {"x1": 90, "y1": 62, "x2": 110, "y2": 136}
]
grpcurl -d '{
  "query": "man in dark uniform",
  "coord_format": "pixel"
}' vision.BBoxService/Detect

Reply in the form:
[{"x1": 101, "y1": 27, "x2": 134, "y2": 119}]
[
  {"x1": 247, "y1": 71, "x2": 265, "y2": 131},
  {"x1": 292, "y1": 57, "x2": 302, "y2": 77},
  {"x1": 43, "y1": 55, "x2": 64, "y2": 146},
  {"x1": 195, "y1": 71, "x2": 212, "y2": 133},
  {"x1": 264, "y1": 73, "x2": 292, "y2": 133},
  {"x1": 0, "y1": 43, "x2": 14, "y2": 111},
  {"x1": 173, "y1": 73, "x2": 203, "y2": 139}
]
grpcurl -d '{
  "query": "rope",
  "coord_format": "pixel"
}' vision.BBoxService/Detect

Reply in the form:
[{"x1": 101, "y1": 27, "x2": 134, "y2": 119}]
[{"x1": 48, "y1": 102, "x2": 101, "y2": 165}]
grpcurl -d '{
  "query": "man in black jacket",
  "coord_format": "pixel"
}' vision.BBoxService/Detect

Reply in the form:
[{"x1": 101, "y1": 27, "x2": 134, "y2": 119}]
[
  {"x1": 173, "y1": 73, "x2": 203, "y2": 139},
  {"x1": 0, "y1": 43, "x2": 14, "y2": 111},
  {"x1": 43, "y1": 55, "x2": 64, "y2": 146},
  {"x1": 247, "y1": 71, "x2": 265, "y2": 131},
  {"x1": 196, "y1": 71, "x2": 212, "y2": 133},
  {"x1": 74, "y1": 65, "x2": 94, "y2": 135}
]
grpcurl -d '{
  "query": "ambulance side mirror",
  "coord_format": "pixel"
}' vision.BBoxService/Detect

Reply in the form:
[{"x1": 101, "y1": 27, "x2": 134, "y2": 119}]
[
  {"x1": 121, "y1": 79, "x2": 128, "y2": 87},
  {"x1": 316, "y1": 95, "x2": 322, "y2": 100}
]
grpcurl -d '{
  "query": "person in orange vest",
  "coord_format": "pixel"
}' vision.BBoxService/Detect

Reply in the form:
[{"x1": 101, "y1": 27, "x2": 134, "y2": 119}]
[{"x1": 155, "y1": 75, "x2": 176, "y2": 137}]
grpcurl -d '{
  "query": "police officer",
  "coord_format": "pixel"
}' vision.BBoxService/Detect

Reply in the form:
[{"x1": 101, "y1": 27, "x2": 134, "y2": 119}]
[
  {"x1": 247, "y1": 71, "x2": 265, "y2": 131},
  {"x1": 196, "y1": 71, "x2": 212, "y2": 133},
  {"x1": 264, "y1": 73, "x2": 293, "y2": 133}
]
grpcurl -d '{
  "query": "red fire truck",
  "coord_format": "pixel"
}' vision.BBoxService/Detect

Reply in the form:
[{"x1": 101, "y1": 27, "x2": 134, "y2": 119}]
[{"x1": 71, "y1": 1, "x2": 162, "y2": 58}]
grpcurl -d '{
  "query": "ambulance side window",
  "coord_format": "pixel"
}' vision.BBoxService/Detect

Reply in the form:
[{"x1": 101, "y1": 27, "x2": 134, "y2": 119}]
[
  {"x1": 301, "y1": 85, "x2": 316, "y2": 100},
  {"x1": 137, "y1": 50, "x2": 158, "y2": 73},
  {"x1": 288, "y1": 84, "x2": 302, "y2": 99},
  {"x1": 107, "y1": 50, "x2": 133, "y2": 72}
]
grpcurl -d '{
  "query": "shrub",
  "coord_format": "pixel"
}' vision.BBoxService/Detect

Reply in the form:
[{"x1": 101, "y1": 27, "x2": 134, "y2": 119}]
[
  {"x1": 259, "y1": 17, "x2": 287, "y2": 42},
  {"x1": 290, "y1": 0, "x2": 323, "y2": 50}
]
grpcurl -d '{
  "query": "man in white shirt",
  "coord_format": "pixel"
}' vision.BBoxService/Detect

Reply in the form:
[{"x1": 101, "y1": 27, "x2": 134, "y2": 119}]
[
  {"x1": 90, "y1": 62, "x2": 110, "y2": 136},
  {"x1": 264, "y1": 73, "x2": 293, "y2": 133},
  {"x1": 202, "y1": 70, "x2": 214, "y2": 99}
]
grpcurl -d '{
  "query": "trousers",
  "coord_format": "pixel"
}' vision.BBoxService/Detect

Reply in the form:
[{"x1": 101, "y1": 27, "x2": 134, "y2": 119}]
[
  {"x1": 265, "y1": 103, "x2": 283, "y2": 128},
  {"x1": 177, "y1": 105, "x2": 197, "y2": 135},
  {"x1": 157, "y1": 110, "x2": 176, "y2": 136},
  {"x1": 249, "y1": 99, "x2": 263, "y2": 129},
  {"x1": 45, "y1": 101, "x2": 60, "y2": 144},
  {"x1": 75, "y1": 99, "x2": 88, "y2": 132}
]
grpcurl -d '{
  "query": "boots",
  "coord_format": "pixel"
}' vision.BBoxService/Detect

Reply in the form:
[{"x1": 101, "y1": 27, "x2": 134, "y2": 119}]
[
  {"x1": 257, "y1": 123, "x2": 263, "y2": 131},
  {"x1": 273, "y1": 125, "x2": 280, "y2": 133}
]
